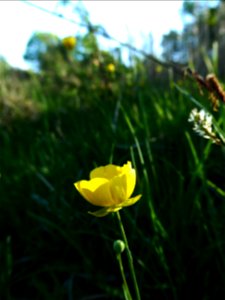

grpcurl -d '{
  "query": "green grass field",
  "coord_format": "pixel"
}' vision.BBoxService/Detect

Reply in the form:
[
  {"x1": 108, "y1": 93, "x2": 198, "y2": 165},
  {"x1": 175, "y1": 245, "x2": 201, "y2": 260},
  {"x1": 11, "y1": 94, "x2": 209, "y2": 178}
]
[{"x1": 1, "y1": 51, "x2": 225, "y2": 299}]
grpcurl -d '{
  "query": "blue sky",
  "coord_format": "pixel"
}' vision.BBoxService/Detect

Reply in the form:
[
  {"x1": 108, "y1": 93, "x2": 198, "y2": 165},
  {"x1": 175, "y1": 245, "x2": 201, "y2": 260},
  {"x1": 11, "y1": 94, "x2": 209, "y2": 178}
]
[{"x1": 0, "y1": 1, "x2": 184, "y2": 69}]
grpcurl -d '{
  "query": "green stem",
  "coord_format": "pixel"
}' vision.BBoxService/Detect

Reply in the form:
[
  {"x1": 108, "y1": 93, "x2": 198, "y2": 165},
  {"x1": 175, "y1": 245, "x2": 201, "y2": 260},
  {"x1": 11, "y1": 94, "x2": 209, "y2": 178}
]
[
  {"x1": 116, "y1": 253, "x2": 133, "y2": 300},
  {"x1": 116, "y1": 211, "x2": 141, "y2": 300}
]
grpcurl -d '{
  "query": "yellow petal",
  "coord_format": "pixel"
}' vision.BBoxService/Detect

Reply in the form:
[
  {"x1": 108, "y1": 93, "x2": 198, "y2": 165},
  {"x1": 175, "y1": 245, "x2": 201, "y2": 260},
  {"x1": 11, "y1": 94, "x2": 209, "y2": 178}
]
[
  {"x1": 109, "y1": 174, "x2": 127, "y2": 203},
  {"x1": 112, "y1": 161, "x2": 136, "y2": 198},
  {"x1": 121, "y1": 161, "x2": 133, "y2": 174},
  {"x1": 121, "y1": 194, "x2": 142, "y2": 207},
  {"x1": 74, "y1": 178, "x2": 114, "y2": 207},
  {"x1": 125, "y1": 168, "x2": 136, "y2": 199},
  {"x1": 90, "y1": 164, "x2": 122, "y2": 180},
  {"x1": 109, "y1": 167, "x2": 136, "y2": 202}
]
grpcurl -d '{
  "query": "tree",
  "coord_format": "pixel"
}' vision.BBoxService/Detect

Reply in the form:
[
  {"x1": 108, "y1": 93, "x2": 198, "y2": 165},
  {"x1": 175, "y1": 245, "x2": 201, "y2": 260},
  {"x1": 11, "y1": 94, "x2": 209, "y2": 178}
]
[
  {"x1": 161, "y1": 30, "x2": 183, "y2": 62},
  {"x1": 161, "y1": 1, "x2": 225, "y2": 77},
  {"x1": 24, "y1": 32, "x2": 60, "y2": 70}
]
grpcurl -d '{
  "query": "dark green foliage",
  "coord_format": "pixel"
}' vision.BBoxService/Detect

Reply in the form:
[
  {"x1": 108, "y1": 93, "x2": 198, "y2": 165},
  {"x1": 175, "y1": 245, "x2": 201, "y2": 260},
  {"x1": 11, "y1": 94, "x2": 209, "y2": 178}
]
[{"x1": 1, "y1": 24, "x2": 225, "y2": 300}]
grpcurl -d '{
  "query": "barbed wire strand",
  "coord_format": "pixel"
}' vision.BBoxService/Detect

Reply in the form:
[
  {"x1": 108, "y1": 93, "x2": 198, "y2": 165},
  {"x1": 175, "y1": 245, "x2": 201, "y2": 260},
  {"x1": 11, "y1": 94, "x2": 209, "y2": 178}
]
[
  {"x1": 23, "y1": 0, "x2": 188, "y2": 77},
  {"x1": 21, "y1": 1, "x2": 225, "y2": 109}
]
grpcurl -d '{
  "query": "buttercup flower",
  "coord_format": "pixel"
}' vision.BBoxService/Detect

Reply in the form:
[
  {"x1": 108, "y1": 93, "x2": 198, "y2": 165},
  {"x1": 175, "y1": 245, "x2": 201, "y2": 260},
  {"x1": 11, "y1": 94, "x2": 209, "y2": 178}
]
[
  {"x1": 62, "y1": 36, "x2": 76, "y2": 50},
  {"x1": 74, "y1": 161, "x2": 141, "y2": 217},
  {"x1": 106, "y1": 63, "x2": 116, "y2": 73}
]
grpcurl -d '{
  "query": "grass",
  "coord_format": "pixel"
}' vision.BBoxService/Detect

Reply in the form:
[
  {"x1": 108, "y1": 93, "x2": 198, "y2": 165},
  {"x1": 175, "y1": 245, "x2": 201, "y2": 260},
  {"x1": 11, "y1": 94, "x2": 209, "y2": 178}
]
[{"x1": 1, "y1": 57, "x2": 225, "y2": 299}]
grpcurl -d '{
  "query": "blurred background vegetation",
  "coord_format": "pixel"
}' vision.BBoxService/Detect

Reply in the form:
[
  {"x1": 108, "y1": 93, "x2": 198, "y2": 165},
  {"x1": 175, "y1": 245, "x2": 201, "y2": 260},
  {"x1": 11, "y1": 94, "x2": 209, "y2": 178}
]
[{"x1": 1, "y1": 0, "x2": 225, "y2": 299}]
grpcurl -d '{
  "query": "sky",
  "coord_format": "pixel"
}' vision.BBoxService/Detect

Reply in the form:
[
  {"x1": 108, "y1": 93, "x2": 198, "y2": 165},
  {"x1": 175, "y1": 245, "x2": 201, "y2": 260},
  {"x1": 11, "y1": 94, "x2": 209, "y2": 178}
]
[{"x1": 0, "y1": 1, "x2": 184, "y2": 70}]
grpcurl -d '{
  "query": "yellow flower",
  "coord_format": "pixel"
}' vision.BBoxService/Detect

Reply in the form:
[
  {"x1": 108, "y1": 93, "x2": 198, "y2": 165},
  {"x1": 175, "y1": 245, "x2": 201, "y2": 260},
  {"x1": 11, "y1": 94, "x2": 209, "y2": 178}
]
[
  {"x1": 62, "y1": 36, "x2": 76, "y2": 50},
  {"x1": 74, "y1": 161, "x2": 141, "y2": 217},
  {"x1": 155, "y1": 64, "x2": 163, "y2": 73},
  {"x1": 106, "y1": 63, "x2": 116, "y2": 73}
]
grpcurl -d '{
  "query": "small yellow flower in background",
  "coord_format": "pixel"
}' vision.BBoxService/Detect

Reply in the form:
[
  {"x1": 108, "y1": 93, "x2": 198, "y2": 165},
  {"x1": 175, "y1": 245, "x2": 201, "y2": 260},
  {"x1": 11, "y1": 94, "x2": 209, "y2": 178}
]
[
  {"x1": 155, "y1": 64, "x2": 163, "y2": 73},
  {"x1": 106, "y1": 63, "x2": 116, "y2": 73},
  {"x1": 74, "y1": 161, "x2": 141, "y2": 217},
  {"x1": 62, "y1": 36, "x2": 76, "y2": 50}
]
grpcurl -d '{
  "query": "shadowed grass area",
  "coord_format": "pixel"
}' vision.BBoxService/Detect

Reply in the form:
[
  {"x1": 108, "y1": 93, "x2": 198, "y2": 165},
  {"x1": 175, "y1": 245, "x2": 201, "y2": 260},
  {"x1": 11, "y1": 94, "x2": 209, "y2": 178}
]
[{"x1": 1, "y1": 55, "x2": 225, "y2": 299}]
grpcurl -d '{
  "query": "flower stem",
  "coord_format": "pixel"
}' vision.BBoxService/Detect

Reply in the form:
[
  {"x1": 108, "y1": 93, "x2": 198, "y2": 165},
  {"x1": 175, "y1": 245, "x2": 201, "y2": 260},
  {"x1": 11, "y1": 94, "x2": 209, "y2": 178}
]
[
  {"x1": 116, "y1": 211, "x2": 141, "y2": 300},
  {"x1": 116, "y1": 253, "x2": 133, "y2": 300}
]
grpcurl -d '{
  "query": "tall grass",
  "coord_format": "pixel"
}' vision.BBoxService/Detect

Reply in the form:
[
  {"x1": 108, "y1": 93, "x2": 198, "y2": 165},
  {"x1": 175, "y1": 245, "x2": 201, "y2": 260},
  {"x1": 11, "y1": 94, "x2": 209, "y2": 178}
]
[{"x1": 1, "y1": 57, "x2": 225, "y2": 299}]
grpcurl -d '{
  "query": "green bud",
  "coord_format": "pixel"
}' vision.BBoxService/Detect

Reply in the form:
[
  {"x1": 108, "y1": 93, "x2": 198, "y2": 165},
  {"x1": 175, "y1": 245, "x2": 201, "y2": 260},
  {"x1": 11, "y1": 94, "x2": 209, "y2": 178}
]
[{"x1": 113, "y1": 239, "x2": 126, "y2": 254}]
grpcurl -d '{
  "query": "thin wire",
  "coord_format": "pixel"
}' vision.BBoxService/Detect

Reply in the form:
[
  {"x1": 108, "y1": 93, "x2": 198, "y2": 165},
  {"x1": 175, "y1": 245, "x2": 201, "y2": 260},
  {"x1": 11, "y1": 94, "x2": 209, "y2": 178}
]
[{"x1": 22, "y1": 0, "x2": 188, "y2": 76}]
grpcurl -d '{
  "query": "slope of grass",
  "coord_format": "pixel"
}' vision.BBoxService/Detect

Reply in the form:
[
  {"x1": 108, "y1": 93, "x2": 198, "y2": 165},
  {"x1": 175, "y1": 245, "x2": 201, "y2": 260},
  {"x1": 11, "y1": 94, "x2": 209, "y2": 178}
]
[{"x1": 1, "y1": 62, "x2": 225, "y2": 299}]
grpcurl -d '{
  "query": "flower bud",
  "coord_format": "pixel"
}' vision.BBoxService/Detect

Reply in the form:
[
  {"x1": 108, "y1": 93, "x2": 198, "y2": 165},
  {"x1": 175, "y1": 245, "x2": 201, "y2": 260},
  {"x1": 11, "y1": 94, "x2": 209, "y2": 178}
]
[
  {"x1": 113, "y1": 239, "x2": 126, "y2": 254},
  {"x1": 106, "y1": 63, "x2": 115, "y2": 73}
]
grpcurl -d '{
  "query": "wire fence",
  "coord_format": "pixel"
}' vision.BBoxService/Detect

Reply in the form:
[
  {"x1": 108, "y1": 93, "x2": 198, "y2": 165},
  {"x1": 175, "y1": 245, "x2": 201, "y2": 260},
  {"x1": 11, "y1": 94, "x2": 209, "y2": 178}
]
[
  {"x1": 23, "y1": 0, "x2": 225, "y2": 103},
  {"x1": 23, "y1": 0, "x2": 188, "y2": 76}
]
